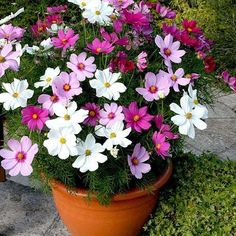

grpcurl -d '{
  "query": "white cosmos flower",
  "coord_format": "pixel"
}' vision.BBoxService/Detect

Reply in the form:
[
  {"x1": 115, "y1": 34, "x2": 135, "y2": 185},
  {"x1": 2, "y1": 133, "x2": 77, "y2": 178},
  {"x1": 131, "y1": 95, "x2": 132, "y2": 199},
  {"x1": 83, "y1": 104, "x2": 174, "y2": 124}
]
[
  {"x1": 95, "y1": 122, "x2": 132, "y2": 150},
  {"x1": 110, "y1": 146, "x2": 119, "y2": 158},
  {"x1": 89, "y1": 68, "x2": 126, "y2": 101},
  {"x1": 170, "y1": 94, "x2": 207, "y2": 139},
  {"x1": 25, "y1": 45, "x2": 39, "y2": 55},
  {"x1": 82, "y1": 0, "x2": 114, "y2": 25},
  {"x1": 68, "y1": 0, "x2": 96, "y2": 10},
  {"x1": 0, "y1": 79, "x2": 33, "y2": 110},
  {"x1": 45, "y1": 101, "x2": 88, "y2": 134},
  {"x1": 43, "y1": 128, "x2": 78, "y2": 159},
  {"x1": 72, "y1": 133, "x2": 107, "y2": 172},
  {"x1": 40, "y1": 38, "x2": 53, "y2": 50},
  {"x1": 34, "y1": 66, "x2": 60, "y2": 90},
  {"x1": 187, "y1": 84, "x2": 208, "y2": 119}
]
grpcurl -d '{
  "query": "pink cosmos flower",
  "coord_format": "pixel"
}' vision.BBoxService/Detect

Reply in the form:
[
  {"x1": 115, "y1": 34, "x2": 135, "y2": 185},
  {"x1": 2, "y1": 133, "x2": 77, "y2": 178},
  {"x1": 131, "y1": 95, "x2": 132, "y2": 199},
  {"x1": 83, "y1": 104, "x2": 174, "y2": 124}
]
[
  {"x1": 154, "y1": 115, "x2": 178, "y2": 140},
  {"x1": 52, "y1": 29, "x2": 79, "y2": 51},
  {"x1": 46, "y1": 14, "x2": 63, "y2": 26},
  {"x1": 156, "y1": 2, "x2": 176, "y2": 19},
  {"x1": 155, "y1": 34, "x2": 186, "y2": 67},
  {"x1": 122, "y1": 10, "x2": 149, "y2": 27},
  {"x1": 182, "y1": 19, "x2": 202, "y2": 35},
  {"x1": 82, "y1": 103, "x2": 100, "y2": 126},
  {"x1": 38, "y1": 93, "x2": 67, "y2": 116},
  {"x1": 160, "y1": 67, "x2": 190, "y2": 92},
  {"x1": 113, "y1": 19, "x2": 123, "y2": 33},
  {"x1": 52, "y1": 72, "x2": 82, "y2": 100},
  {"x1": 31, "y1": 20, "x2": 48, "y2": 37},
  {"x1": 123, "y1": 101, "x2": 153, "y2": 133},
  {"x1": 152, "y1": 131, "x2": 170, "y2": 159},
  {"x1": 21, "y1": 106, "x2": 49, "y2": 131},
  {"x1": 108, "y1": 0, "x2": 134, "y2": 10},
  {"x1": 128, "y1": 143, "x2": 151, "y2": 179},
  {"x1": 0, "y1": 24, "x2": 25, "y2": 41},
  {"x1": 0, "y1": 136, "x2": 38, "y2": 176},
  {"x1": 136, "y1": 51, "x2": 147, "y2": 72},
  {"x1": 136, "y1": 72, "x2": 170, "y2": 101},
  {"x1": 0, "y1": 44, "x2": 20, "y2": 78},
  {"x1": 87, "y1": 38, "x2": 114, "y2": 55},
  {"x1": 47, "y1": 5, "x2": 67, "y2": 14},
  {"x1": 185, "y1": 73, "x2": 200, "y2": 85},
  {"x1": 67, "y1": 52, "x2": 96, "y2": 81},
  {"x1": 99, "y1": 103, "x2": 124, "y2": 128},
  {"x1": 162, "y1": 23, "x2": 181, "y2": 40},
  {"x1": 222, "y1": 71, "x2": 236, "y2": 92}
]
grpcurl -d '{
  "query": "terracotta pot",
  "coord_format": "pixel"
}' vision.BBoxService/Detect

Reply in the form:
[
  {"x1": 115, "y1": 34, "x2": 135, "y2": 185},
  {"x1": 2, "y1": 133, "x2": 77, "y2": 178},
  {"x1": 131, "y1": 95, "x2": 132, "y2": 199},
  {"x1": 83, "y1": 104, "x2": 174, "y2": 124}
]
[{"x1": 51, "y1": 160, "x2": 173, "y2": 236}]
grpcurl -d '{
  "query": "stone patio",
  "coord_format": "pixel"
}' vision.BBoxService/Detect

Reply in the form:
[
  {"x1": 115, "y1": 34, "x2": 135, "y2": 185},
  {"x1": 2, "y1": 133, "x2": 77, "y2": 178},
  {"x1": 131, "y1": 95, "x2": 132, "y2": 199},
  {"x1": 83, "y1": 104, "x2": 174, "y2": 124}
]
[{"x1": 0, "y1": 93, "x2": 235, "y2": 236}]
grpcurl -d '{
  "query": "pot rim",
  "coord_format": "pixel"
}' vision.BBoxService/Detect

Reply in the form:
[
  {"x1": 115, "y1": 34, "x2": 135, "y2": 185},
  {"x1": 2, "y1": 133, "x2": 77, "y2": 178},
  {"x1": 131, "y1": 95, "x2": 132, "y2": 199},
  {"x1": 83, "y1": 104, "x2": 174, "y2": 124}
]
[{"x1": 51, "y1": 160, "x2": 173, "y2": 202}]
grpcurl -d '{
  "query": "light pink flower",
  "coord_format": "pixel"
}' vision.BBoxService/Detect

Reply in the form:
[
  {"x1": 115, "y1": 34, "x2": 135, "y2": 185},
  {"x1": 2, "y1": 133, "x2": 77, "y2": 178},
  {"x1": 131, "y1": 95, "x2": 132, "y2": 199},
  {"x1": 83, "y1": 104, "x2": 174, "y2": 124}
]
[
  {"x1": 0, "y1": 44, "x2": 20, "y2": 78},
  {"x1": 0, "y1": 136, "x2": 38, "y2": 176},
  {"x1": 21, "y1": 106, "x2": 49, "y2": 131},
  {"x1": 52, "y1": 29, "x2": 79, "y2": 51},
  {"x1": 0, "y1": 24, "x2": 25, "y2": 41},
  {"x1": 99, "y1": 103, "x2": 124, "y2": 128},
  {"x1": 87, "y1": 38, "x2": 114, "y2": 55},
  {"x1": 67, "y1": 52, "x2": 96, "y2": 81},
  {"x1": 136, "y1": 72, "x2": 170, "y2": 101},
  {"x1": 52, "y1": 72, "x2": 82, "y2": 100},
  {"x1": 155, "y1": 34, "x2": 185, "y2": 67},
  {"x1": 128, "y1": 143, "x2": 151, "y2": 179},
  {"x1": 136, "y1": 51, "x2": 147, "y2": 72},
  {"x1": 108, "y1": 0, "x2": 134, "y2": 10},
  {"x1": 160, "y1": 67, "x2": 190, "y2": 92}
]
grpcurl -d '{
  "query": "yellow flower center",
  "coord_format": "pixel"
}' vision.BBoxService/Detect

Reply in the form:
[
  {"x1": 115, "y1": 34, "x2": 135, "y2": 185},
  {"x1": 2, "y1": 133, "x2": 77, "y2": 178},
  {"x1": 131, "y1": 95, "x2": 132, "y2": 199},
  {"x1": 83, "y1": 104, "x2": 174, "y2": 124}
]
[
  {"x1": 38, "y1": 27, "x2": 43, "y2": 32},
  {"x1": 78, "y1": 63, "x2": 85, "y2": 70},
  {"x1": 187, "y1": 27, "x2": 192, "y2": 32},
  {"x1": 32, "y1": 113, "x2": 38, "y2": 119},
  {"x1": 149, "y1": 85, "x2": 157, "y2": 93},
  {"x1": 156, "y1": 143, "x2": 161, "y2": 150},
  {"x1": 185, "y1": 74, "x2": 192, "y2": 79},
  {"x1": 50, "y1": 95, "x2": 58, "y2": 102},
  {"x1": 133, "y1": 115, "x2": 140, "y2": 122},
  {"x1": 64, "y1": 114, "x2": 71, "y2": 120},
  {"x1": 60, "y1": 137, "x2": 66, "y2": 144},
  {"x1": 194, "y1": 99, "x2": 199, "y2": 105},
  {"x1": 131, "y1": 157, "x2": 139, "y2": 166},
  {"x1": 62, "y1": 38, "x2": 67, "y2": 44},
  {"x1": 104, "y1": 82, "x2": 111, "y2": 88},
  {"x1": 12, "y1": 92, "x2": 19, "y2": 98},
  {"x1": 110, "y1": 132, "x2": 116, "y2": 138},
  {"x1": 46, "y1": 77, "x2": 52, "y2": 83},
  {"x1": 85, "y1": 149, "x2": 91, "y2": 156},
  {"x1": 17, "y1": 152, "x2": 24, "y2": 160},
  {"x1": 89, "y1": 110, "x2": 96, "y2": 117},
  {"x1": 171, "y1": 75, "x2": 177, "y2": 81},
  {"x1": 164, "y1": 48, "x2": 171, "y2": 56},
  {"x1": 0, "y1": 55, "x2": 5, "y2": 63},
  {"x1": 63, "y1": 84, "x2": 71, "y2": 91},
  {"x1": 96, "y1": 47, "x2": 102, "y2": 53},
  {"x1": 185, "y1": 112, "x2": 192, "y2": 119},
  {"x1": 95, "y1": 10, "x2": 101, "y2": 15}
]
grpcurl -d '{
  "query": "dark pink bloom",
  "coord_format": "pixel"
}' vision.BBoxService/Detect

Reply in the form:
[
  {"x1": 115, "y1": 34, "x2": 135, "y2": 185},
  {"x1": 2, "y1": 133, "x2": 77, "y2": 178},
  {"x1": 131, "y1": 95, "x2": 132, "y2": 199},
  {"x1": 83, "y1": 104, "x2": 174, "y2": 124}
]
[
  {"x1": 31, "y1": 20, "x2": 48, "y2": 37},
  {"x1": 156, "y1": 2, "x2": 176, "y2": 19},
  {"x1": 197, "y1": 51, "x2": 206, "y2": 59},
  {"x1": 152, "y1": 131, "x2": 170, "y2": 159},
  {"x1": 47, "y1": 5, "x2": 67, "y2": 14},
  {"x1": 182, "y1": 19, "x2": 202, "y2": 34},
  {"x1": 162, "y1": 23, "x2": 181, "y2": 39},
  {"x1": 123, "y1": 101, "x2": 153, "y2": 133},
  {"x1": 154, "y1": 115, "x2": 178, "y2": 140},
  {"x1": 222, "y1": 71, "x2": 236, "y2": 92},
  {"x1": 52, "y1": 29, "x2": 79, "y2": 51},
  {"x1": 0, "y1": 44, "x2": 20, "y2": 78},
  {"x1": 82, "y1": 103, "x2": 100, "y2": 126},
  {"x1": 0, "y1": 24, "x2": 25, "y2": 41},
  {"x1": 87, "y1": 38, "x2": 114, "y2": 55},
  {"x1": 113, "y1": 19, "x2": 123, "y2": 33},
  {"x1": 21, "y1": 106, "x2": 49, "y2": 131},
  {"x1": 52, "y1": 72, "x2": 82, "y2": 100},
  {"x1": 204, "y1": 56, "x2": 216, "y2": 73},
  {"x1": 122, "y1": 10, "x2": 149, "y2": 27},
  {"x1": 46, "y1": 14, "x2": 63, "y2": 26},
  {"x1": 136, "y1": 51, "x2": 147, "y2": 72},
  {"x1": 128, "y1": 143, "x2": 151, "y2": 179}
]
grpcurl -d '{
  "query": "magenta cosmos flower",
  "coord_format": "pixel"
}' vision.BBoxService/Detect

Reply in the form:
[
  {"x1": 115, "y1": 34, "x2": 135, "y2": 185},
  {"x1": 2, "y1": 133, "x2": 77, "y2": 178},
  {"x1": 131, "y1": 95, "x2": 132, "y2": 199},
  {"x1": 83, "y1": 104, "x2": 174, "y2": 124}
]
[
  {"x1": 67, "y1": 52, "x2": 96, "y2": 81},
  {"x1": 52, "y1": 72, "x2": 82, "y2": 100},
  {"x1": 155, "y1": 34, "x2": 185, "y2": 67},
  {"x1": 52, "y1": 29, "x2": 79, "y2": 51},
  {"x1": 47, "y1": 5, "x2": 67, "y2": 14},
  {"x1": 31, "y1": 20, "x2": 48, "y2": 37},
  {"x1": 128, "y1": 143, "x2": 151, "y2": 179},
  {"x1": 46, "y1": 14, "x2": 63, "y2": 26},
  {"x1": 0, "y1": 24, "x2": 25, "y2": 41},
  {"x1": 156, "y1": 2, "x2": 176, "y2": 19},
  {"x1": 0, "y1": 44, "x2": 20, "y2": 78},
  {"x1": 136, "y1": 72, "x2": 170, "y2": 102},
  {"x1": 87, "y1": 38, "x2": 114, "y2": 55},
  {"x1": 152, "y1": 131, "x2": 170, "y2": 159},
  {"x1": 160, "y1": 67, "x2": 190, "y2": 92},
  {"x1": 0, "y1": 136, "x2": 38, "y2": 176},
  {"x1": 123, "y1": 101, "x2": 153, "y2": 133},
  {"x1": 38, "y1": 93, "x2": 67, "y2": 116},
  {"x1": 82, "y1": 103, "x2": 100, "y2": 126},
  {"x1": 136, "y1": 51, "x2": 147, "y2": 72},
  {"x1": 99, "y1": 103, "x2": 124, "y2": 128},
  {"x1": 21, "y1": 106, "x2": 49, "y2": 131}
]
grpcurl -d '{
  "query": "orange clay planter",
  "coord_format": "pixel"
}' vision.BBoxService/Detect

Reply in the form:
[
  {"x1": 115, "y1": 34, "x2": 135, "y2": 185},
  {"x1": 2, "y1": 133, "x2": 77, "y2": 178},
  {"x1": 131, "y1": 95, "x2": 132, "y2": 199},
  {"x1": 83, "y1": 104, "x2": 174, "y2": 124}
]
[{"x1": 51, "y1": 160, "x2": 173, "y2": 236}]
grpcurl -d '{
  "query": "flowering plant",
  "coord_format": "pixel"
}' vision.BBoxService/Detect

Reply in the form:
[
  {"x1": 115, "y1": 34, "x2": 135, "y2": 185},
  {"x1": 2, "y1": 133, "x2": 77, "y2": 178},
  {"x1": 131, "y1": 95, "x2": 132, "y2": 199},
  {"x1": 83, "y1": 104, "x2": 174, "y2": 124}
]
[{"x1": 0, "y1": 1, "x2": 219, "y2": 203}]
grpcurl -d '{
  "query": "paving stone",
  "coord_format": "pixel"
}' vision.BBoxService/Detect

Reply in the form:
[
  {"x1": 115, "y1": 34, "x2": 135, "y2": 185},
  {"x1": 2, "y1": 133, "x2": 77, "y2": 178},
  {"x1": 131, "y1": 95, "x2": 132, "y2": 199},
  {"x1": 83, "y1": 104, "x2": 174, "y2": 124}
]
[
  {"x1": 207, "y1": 102, "x2": 236, "y2": 119},
  {"x1": 220, "y1": 143, "x2": 236, "y2": 161},
  {"x1": 217, "y1": 93, "x2": 236, "y2": 110}
]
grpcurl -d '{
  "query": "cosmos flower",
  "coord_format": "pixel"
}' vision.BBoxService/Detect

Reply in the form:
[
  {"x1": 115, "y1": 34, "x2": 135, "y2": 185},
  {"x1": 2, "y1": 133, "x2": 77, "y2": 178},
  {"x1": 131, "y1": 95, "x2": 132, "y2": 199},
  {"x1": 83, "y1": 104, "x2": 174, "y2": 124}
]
[
  {"x1": 82, "y1": 103, "x2": 101, "y2": 126},
  {"x1": 87, "y1": 38, "x2": 114, "y2": 55},
  {"x1": 136, "y1": 51, "x2": 147, "y2": 72},
  {"x1": 152, "y1": 131, "x2": 170, "y2": 159},
  {"x1": 0, "y1": 24, "x2": 25, "y2": 41}
]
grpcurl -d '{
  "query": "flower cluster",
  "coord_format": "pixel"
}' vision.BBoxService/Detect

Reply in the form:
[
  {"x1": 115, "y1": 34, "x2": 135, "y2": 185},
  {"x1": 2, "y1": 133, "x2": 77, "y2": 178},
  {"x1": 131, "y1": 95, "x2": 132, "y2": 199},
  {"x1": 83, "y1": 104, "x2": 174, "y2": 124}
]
[{"x1": 0, "y1": 1, "x2": 219, "y2": 183}]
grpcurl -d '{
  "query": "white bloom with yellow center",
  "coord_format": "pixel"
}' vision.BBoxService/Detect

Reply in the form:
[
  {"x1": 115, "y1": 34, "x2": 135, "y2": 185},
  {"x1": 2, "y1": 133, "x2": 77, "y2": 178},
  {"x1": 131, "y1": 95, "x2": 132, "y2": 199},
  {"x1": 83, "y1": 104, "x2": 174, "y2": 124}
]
[
  {"x1": 45, "y1": 101, "x2": 88, "y2": 134},
  {"x1": 170, "y1": 94, "x2": 207, "y2": 139},
  {"x1": 95, "y1": 122, "x2": 132, "y2": 150},
  {"x1": 68, "y1": 0, "x2": 96, "y2": 10},
  {"x1": 0, "y1": 78, "x2": 34, "y2": 110},
  {"x1": 90, "y1": 68, "x2": 126, "y2": 101},
  {"x1": 34, "y1": 66, "x2": 60, "y2": 90},
  {"x1": 43, "y1": 128, "x2": 78, "y2": 159},
  {"x1": 72, "y1": 134, "x2": 107, "y2": 172}
]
